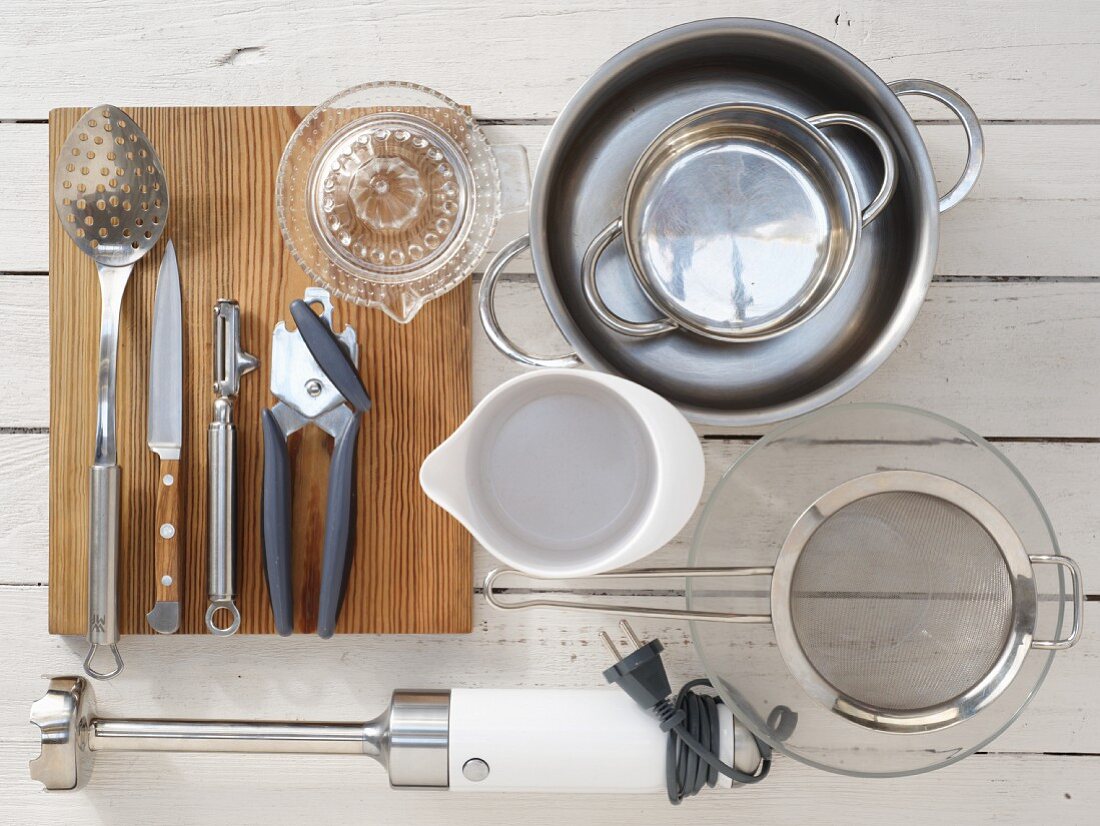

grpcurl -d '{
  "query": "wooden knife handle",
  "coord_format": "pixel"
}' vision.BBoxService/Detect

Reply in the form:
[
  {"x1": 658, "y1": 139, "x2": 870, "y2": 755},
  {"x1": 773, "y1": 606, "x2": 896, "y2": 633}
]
[{"x1": 153, "y1": 458, "x2": 182, "y2": 604}]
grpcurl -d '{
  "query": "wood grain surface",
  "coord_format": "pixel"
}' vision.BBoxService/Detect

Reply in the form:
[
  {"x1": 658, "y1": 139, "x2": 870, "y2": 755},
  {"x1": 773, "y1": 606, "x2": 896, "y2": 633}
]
[
  {"x1": 48, "y1": 106, "x2": 473, "y2": 636},
  {"x1": 151, "y1": 457, "x2": 182, "y2": 613}
]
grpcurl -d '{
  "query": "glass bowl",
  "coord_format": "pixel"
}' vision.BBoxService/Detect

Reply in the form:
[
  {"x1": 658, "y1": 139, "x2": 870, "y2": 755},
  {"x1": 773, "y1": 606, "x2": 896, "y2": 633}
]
[
  {"x1": 277, "y1": 82, "x2": 505, "y2": 322},
  {"x1": 688, "y1": 403, "x2": 1067, "y2": 777}
]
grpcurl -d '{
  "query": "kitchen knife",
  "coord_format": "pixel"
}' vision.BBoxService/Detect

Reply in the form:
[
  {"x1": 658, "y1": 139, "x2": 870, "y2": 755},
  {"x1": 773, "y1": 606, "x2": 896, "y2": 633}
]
[{"x1": 146, "y1": 240, "x2": 183, "y2": 634}]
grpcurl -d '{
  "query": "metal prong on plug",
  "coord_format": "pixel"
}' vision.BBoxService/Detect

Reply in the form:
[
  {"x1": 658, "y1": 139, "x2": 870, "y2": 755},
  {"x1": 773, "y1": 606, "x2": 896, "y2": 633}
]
[
  {"x1": 598, "y1": 630, "x2": 622, "y2": 661},
  {"x1": 620, "y1": 620, "x2": 644, "y2": 649}
]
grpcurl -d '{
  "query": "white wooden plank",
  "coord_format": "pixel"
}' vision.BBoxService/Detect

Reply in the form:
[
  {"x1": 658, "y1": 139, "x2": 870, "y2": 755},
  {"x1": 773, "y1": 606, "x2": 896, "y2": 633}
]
[
  {"x1": 7, "y1": 433, "x2": 1100, "y2": 588},
  {"x1": 1, "y1": 1, "x2": 1098, "y2": 121},
  {"x1": 0, "y1": 588, "x2": 1095, "y2": 759},
  {"x1": 0, "y1": 751, "x2": 1092, "y2": 826},
  {"x1": 6, "y1": 122, "x2": 1099, "y2": 276},
  {"x1": 0, "y1": 435, "x2": 48, "y2": 584},
  {"x1": 6, "y1": 275, "x2": 1100, "y2": 435}
]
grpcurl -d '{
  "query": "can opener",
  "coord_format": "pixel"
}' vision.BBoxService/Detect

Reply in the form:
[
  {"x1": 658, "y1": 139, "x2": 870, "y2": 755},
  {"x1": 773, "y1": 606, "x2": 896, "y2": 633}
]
[{"x1": 262, "y1": 288, "x2": 371, "y2": 637}]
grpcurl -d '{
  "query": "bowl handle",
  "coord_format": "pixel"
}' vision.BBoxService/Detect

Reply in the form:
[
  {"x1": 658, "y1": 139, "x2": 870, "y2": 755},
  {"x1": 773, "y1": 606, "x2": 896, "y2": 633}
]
[
  {"x1": 479, "y1": 235, "x2": 581, "y2": 368},
  {"x1": 582, "y1": 218, "x2": 678, "y2": 337},
  {"x1": 889, "y1": 79, "x2": 985, "y2": 213},
  {"x1": 1029, "y1": 554, "x2": 1084, "y2": 650},
  {"x1": 808, "y1": 112, "x2": 897, "y2": 227}
]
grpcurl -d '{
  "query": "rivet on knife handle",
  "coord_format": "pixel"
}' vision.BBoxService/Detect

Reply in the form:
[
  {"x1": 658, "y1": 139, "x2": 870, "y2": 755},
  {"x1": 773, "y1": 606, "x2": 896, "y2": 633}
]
[{"x1": 207, "y1": 301, "x2": 257, "y2": 635}]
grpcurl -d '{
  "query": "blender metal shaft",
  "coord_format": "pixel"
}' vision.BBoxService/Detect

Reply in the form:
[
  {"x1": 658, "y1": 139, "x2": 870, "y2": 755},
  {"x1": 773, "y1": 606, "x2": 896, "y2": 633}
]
[{"x1": 30, "y1": 678, "x2": 449, "y2": 791}]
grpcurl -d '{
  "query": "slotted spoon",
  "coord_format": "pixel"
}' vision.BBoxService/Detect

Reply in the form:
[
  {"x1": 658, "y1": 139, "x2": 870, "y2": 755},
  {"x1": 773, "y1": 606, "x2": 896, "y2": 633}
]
[{"x1": 53, "y1": 105, "x2": 169, "y2": 679}]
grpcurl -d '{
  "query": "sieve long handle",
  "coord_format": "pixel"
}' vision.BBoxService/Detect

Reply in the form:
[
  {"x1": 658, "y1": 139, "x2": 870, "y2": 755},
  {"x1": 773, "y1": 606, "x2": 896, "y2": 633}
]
[
  {"x1": 483, "y1": 567, "x2": 774, "y2": 623},
  {"x1": 1029, "y1": 555, "x2": 1084, "y2": 650}
]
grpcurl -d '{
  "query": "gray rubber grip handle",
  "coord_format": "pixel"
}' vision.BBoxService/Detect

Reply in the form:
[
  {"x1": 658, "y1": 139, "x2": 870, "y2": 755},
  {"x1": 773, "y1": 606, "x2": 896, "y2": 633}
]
[
  {"x1": 290, "y1": 300, "x2": 372, "y2": 413},
  {"x1": 88, "y1": 464, "x2": 121, "y2": 646},
  {"x1": 317, "y1": 411, "x2": 362, "y2": 639},
  {"x1": 261, "y1": 409, "x2": 294, "y2": 636}
]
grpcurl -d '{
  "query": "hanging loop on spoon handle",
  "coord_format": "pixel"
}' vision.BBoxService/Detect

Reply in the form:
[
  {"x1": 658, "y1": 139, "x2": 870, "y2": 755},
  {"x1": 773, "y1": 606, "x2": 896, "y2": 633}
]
[{"x1": 483, "y1": 567, "x2": 774, "y2": 623}]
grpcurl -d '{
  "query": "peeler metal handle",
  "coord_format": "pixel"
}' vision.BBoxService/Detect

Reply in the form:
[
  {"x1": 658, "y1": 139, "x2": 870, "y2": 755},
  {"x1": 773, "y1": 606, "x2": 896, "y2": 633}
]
[{"x1": 206, "y1": 402, "x2": 241, "y2": 636}]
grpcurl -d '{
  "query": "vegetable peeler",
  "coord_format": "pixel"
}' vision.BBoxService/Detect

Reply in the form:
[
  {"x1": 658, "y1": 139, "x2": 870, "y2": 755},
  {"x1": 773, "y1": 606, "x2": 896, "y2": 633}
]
[
  {"x1": 206, "y1": 300, "x2": 257, "y2": 635},
  {"x1": 262, "y1": 289, "x2": 371, "y2": 637}
]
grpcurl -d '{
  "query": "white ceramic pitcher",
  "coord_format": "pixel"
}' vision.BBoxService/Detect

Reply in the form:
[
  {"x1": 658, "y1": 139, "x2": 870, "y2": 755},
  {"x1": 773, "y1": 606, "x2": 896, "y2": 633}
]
[{"x1": 420, "y1": 369, "x2": 704, "y2": 578}]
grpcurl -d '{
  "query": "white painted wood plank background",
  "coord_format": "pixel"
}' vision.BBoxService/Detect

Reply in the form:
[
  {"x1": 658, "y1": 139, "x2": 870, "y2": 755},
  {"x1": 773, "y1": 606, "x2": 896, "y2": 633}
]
[{"x1": 1, "y1": 1, "x2": 1098, "y2": 823}]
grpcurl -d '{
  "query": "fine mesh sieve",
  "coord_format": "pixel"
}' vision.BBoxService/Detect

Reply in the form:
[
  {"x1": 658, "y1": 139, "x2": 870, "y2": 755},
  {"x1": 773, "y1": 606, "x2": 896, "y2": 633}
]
[{"x1": 787, "y1": 490, "x2": 1015, "y2": 713}]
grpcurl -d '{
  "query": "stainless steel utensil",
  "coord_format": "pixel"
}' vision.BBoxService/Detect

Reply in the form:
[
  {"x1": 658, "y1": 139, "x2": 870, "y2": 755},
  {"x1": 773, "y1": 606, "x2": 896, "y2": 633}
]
[
  {"x1": 146, "y1": 240, "x2": 183, "y2": 635},
  {"x1": 206, "y1": 300, "x2": 257, "y2": 636},
  {"x1": 53, "y1": 105, "x2": 169, "y2": 678},
  {"x1": 581, "y1": 103, "x2": 896, "y2": 341},
  {"x1": 486, "y1": 404, "x2": 1083, "y2": 777},
  {"x1": 263, "y1": 289, "x2": 371, "y2": 637},
  {"x1": 480, "y1": 19, "x2": 984, "y2": 425},
  {"x1": 30, "y1": 676, "x2": 761, "y2": 793}
]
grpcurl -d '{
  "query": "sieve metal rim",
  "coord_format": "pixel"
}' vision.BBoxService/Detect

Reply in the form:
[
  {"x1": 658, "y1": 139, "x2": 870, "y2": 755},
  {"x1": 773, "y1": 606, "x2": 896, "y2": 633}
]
[{"x1": 769, "y1": 470, "x2": 1037, "y2": 734}]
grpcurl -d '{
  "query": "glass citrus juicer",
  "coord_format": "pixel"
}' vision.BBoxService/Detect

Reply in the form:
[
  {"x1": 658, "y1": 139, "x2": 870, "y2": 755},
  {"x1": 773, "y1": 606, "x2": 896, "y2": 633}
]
[{"x1": 277, "y1": 82, "x2": 528, "y2": 322}]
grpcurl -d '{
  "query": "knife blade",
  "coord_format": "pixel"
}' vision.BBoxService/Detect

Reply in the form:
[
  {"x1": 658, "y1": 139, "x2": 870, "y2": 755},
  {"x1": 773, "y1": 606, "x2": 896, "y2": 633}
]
[{"x1": 146, "y1": 239, "x2": 183, "y2": 634}]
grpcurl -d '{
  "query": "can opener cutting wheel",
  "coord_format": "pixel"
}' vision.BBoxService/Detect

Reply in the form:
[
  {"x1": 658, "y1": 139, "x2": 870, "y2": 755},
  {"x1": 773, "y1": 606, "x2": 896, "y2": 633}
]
[{"x1": 262, "y1": 288, "x2": 371, "y2": 637}]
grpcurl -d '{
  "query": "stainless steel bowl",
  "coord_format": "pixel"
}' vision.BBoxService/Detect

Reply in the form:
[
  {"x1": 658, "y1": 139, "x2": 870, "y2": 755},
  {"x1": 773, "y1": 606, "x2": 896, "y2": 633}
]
[
  {"x1": 581, "y1": 102, "x2": 896, "y2": 342},
  {"x1": 480, "y1": 18, "x2": 984, "y2": 426}
]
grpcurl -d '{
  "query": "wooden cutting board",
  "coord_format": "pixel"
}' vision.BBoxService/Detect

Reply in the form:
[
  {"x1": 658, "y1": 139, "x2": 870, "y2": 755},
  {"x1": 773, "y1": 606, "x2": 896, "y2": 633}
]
[{"x1": 48, "y1": 106, "x2": 472, "y2": 635}]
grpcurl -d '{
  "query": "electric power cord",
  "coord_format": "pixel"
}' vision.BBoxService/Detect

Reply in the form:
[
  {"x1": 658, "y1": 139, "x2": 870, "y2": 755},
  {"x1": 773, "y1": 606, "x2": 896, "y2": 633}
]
[{"x1": 600, "y1": 621, "x2": 772, "y2": 804}]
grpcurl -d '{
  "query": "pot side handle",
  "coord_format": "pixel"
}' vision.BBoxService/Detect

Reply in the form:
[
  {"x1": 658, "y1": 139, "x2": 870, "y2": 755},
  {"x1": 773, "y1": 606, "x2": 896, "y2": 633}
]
[
  {"x1": 582, "y1": 218, "x2": 678, "y2": 338},
  {"x1": 808, "y1": 111, "x2": 897, "y2": 226},
  {"x1": 479, "y1": 235, "x2": 581, "y2": 368},
  {"x1": 889, "y1": 79, "x2": 984, "y2": 213}
]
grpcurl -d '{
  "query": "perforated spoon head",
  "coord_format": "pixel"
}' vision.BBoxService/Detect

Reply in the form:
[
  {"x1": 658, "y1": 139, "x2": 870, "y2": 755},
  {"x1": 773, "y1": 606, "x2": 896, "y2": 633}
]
[{"x1": 53, "y1": 105, "x2": 169, "y2": 268}]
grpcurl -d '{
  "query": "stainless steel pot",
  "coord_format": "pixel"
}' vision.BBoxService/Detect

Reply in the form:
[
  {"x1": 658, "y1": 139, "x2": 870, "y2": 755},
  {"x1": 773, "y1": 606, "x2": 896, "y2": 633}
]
[
  {"x1": 582, "y1": 102, "x2": 897, "y2": 342},
  {"x1": 480, "y1": 18, "x2": 984, "y2": 425}
]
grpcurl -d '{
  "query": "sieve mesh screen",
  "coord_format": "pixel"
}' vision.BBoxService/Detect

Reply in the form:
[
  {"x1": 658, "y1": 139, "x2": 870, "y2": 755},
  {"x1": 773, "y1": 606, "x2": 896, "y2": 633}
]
[{"x1": 789, "y1": 491, "x2": 1014, "y2": 712}]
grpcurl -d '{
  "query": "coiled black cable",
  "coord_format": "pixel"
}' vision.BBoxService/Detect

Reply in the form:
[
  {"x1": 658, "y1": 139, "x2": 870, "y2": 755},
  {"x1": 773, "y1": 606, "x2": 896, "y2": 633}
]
[
  {"x1": 602, "y1": 631, "x2": 773, "y2": 804},
  {"x1": 655, "y1": 678, "x2": 771, "y2": 804}
]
